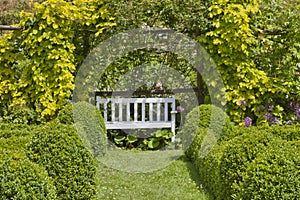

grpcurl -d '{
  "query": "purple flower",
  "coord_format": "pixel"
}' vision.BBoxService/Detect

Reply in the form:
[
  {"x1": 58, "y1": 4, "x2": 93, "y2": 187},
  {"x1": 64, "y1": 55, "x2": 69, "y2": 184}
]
[
  {"x1": 265, "y1": 103, "x2": 273, "y2": 111},
  {"x1": 268, "y1": 116, "x2": 280, "y2": 125},
  {"x1": 239, "y1": 100, "x2": 247, "y2": 107},
  {"x1": 244, "y1": 117, "x2": 252, "y2": 127},
  {"x1": 289, "y1": 101, "x2": 295, "y2": 109},
  {"x1": 176, "y1": 106, "x2": 184, "y2": 113},
  {"x1": 295, "y1": 106, "x2": 300, "y2": 119},
  {"x1": 286, "y1": 120, "x2": 293, "y2": 125},
  {"x1": 263, "y1": 113, "x2": 272, "y2": 120},
  {"x1": 256, "y1": 107, "x2": 263, "y2": 113},
  {"x1": 156, "y1": 83, "x2": 163, "y2": 90}
]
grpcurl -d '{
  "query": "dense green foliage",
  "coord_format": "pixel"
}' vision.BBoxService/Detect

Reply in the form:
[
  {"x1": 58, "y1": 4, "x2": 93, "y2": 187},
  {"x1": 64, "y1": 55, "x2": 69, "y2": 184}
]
[
  {"x1": 0, "y1": 0, "x2": 114, "y2": 120},
  {"x1": 235, "y1": 141, "x2": 300, "y2": 199},
  {"x1": 55, "y1": 102, "x2": 74, "y2": 125},
  {"x1": 219, "y1": 132, "x2": 281, "y2": 199},
  {"x1": 0, "y1": 105, "x2": 40, "y2": 125},
  {"x1": 73, "y1": 101, "x2": 107, "y2": 157},
  {"x1": 0, "y1": 153, "x2": 57, "y2": 199},
  {"x1": 186, "y1": 123, "x2": 300, "y2": 199},
  {"x1": 27, "y1": 123, "x2": 98, "y2": 199},
  {"x1": 0, "y1": 123, "x2": 57, "y2": 199},
  {"x1": 108, "y1": 129, "x2": 174, "y2": 150},
  {"x1": 179, "y1": 104, "x2": 232, "y2": 155},
  {"x1": 252, "y1": 0, "x2": 300, "y2": 104},
  {"x1": 1, "y1": 0, "x2": 299, "y2": 125},
  {"x1": 0, "y1": 123, "x2": 99, "y2": 199}
]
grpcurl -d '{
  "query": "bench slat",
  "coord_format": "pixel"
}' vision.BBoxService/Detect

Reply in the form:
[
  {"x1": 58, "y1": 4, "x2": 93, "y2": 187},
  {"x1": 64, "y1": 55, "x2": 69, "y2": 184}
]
[
  {"x1": 126, "y1": 102, "x2": 130, "y2": 121},
  {"x1": 105, "y1": 122, "x2": 173, "y2": 129},
  {"x1": 104, "y1": 102, "x2": 108, "y2": 121},
  {"x1": 157, "y1": 103, "x2": 160, "y2": 121},
  {"x1": 134, "y1": 103, "x2": 138, "y2": 121},
  {"x1": 142, "y1": 102, "x2": 145, "y2": 122},
  {"x1": 149, "y1": 103, "x2": 153, "y2": 122},
  {"x1": 164, "y1": 102, "x2": 168, "y2": 122},
  {"x1": 119, "y1": 103, "x2": 123, "y2": 121},
  {"x1": 95, "y1": 96, "x2": 177, "y2": 143},
  {"x1": 108, "y1": 98, "x2": 174, "y2": 103},
  {"x1": 111, "y1": 103, "x2": 115, "y2": 122}
]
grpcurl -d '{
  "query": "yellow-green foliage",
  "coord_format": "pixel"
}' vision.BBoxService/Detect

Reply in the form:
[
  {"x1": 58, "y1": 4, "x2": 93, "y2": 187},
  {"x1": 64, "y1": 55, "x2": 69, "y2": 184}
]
[
  {"x1": 0, "y1": 0, "x2": 115, "y2": 120},
  {"x1": 198, "y1": 0, "x2": 277, "y2": 123}
]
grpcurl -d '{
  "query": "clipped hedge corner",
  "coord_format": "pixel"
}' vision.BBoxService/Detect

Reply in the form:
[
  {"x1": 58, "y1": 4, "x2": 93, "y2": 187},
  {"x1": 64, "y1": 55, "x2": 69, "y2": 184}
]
[
  {"x1": 27, "y1": 123, "x2": 98, "y2": 200},
  {"x1": 73, "y1": 101, "x2": 107, "y2": 158},
  {"x1": 180, "y1": 104, "x2": 232, "y2": 159}
]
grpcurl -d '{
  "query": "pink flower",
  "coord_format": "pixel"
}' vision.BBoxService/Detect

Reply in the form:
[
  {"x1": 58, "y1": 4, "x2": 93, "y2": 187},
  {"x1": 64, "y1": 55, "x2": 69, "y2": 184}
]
[
  {"x1": 176, "y1": 106, "x2": 184, "y2": 113},
  {"x1": 156, "y1": 83, "x2": 163, "y2": 90}
]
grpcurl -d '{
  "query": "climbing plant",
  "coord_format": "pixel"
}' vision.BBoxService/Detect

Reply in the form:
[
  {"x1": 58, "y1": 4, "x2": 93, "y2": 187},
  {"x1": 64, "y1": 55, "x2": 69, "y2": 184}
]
[
  {"x1": 96, "y1": 0, "x2": 300, "y2": 124},
  {"x1": 0, "y1": 0, "x2": 115, "y2": 120},
  {"x1": 250, "y1": 0, "x2": 300, "y2": 122},
  {"x1": 197, "y1": 0, "x2": 278, "y2": 123}
]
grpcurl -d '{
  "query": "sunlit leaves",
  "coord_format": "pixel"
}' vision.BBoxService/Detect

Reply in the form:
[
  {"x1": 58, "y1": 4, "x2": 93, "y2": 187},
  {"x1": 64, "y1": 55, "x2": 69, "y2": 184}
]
[
  {"x1": 0, "y1": 0, "x2": 115, "y2": 120},
  {"x1": 199, "y1": 0, "x2": 273, "y2": 123}
]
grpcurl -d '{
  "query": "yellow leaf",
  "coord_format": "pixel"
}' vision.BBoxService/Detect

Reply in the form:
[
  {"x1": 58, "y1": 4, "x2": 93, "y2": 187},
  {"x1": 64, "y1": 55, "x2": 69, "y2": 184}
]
[{"x1": 53, "y1": 23, "x2": 58, "y2": 29}]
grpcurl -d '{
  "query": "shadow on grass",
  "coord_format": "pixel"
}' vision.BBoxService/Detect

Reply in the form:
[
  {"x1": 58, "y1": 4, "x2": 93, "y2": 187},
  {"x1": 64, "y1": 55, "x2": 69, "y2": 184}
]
[{"x1": 181, "y1": 156, "x2": 214, "y2": 200}]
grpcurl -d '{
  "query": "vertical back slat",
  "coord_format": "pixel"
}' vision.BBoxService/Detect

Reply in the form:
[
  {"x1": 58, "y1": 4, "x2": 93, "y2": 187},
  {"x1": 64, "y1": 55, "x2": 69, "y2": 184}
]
[
  {"x1": 134, "y1": 102, "x2": 138, "y2": 121},
  {"x1": 142, "y1": 101, "x2": 145, "y2": 122},
  {"x1": 111, "y1": 102, "x2": 115, "y2": 122},
  {"x1": 104, "y1": 101, "x2": 108, "y2": 122},
  {"x1": 164, "y1": 102, "x2": 168, "y2": 121},
  {"x1": 127, "y1": 102, "x2": 130, "y2": 121},
  {"x1": 119, "y1": 103, "x2": 122, "y2": 121},
  {"x1": 149, "y1": 103, "x2": 153, "y2": 121},
  {"x1": 157, "y1": 103, "x2": 160, "y2": 121},
  {"x1": 96, "y1": 97, "x2": 100, "y2": 110}
]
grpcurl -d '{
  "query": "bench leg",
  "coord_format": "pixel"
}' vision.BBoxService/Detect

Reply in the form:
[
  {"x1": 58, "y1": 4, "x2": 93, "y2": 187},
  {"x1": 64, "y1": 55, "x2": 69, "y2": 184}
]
[{"x1": 171, "y1": 112, "x2": 176, "y2": 143}]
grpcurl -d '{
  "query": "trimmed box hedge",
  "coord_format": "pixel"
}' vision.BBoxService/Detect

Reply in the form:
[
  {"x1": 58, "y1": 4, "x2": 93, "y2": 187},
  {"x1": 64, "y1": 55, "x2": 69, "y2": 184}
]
[
  {"x1": 0, "y1": 124, "x2": 56, "y2": 199},
  {"x1": 27, "y1": 123, "x2": 98, "y2": 199},
  {"x1": 179, "y1": 104, "x2": 232, "y2": 157},
  {"x1": 0, "y1": 152, "x2": 57, "y2": 199},
  {"x1": 184, "y1": 106, "x2": 300, "y2": 199}
]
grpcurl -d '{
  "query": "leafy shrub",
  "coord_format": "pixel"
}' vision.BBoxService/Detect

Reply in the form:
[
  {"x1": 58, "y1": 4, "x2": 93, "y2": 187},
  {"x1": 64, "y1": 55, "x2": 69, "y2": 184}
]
[
  {"x1": 0, "y1": 106, "x2": 41, "y2": 125},
  {"x1": 73, "y1": 101, "x2": 107, "y2": 157},
  {"x1": 219, "y1": 131, "x2": 281, "y2": 199},
  {"x1": 0, "y1": 123, "x2": 56, "y2": 199},
  {"x1": 139, "y1": 129, "x2": 174, "y2": 150},
  {"x1": 56, "y1": 103, "x2": 74, "y2": 125},
  {"x1": 219, "y1": 125, "x2": 260, "y2": 142},
  {"x1": 181, "y1": 104, "x2": 232, "y2": 157},
  {"x1": 196, "y1": 140, "x2": 229, "y2": 200},
  {"x1": 188, "y1": 123, "x2": 300, "y2": 199},
  {"x1": 27, "y1": 123, "x2": 98, "y2": 200},
  {"x1": 0, "y1": 123, "x2": 33, "y2": 138},
  {"x1": 236, "y1": 141, "x2": 300, "y2": 200},
  {"x1": 266, "y1": 124, "x2": 300, "y2": 141},
  {"x1": 185, "y1": 128, "x2": 214, "y2": 162},
  {"x1": 110, "y1": 129, "x2": 174, "y2": 150},
  {"x1": 0, "y1": 152, "x2": 57, "y2": 200}
]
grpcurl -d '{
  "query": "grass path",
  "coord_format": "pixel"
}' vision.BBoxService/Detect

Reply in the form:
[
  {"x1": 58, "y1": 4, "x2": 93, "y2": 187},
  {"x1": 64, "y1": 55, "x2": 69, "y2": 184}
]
[{"x1": 96, "y1": 150, "x2": 210, "y2": 200}]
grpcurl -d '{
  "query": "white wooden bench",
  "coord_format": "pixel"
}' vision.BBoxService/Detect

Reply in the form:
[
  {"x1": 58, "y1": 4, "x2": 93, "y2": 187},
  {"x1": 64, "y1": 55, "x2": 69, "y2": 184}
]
[{"x1": 95, "y1": 96, "x2": 177, "y2": 142}]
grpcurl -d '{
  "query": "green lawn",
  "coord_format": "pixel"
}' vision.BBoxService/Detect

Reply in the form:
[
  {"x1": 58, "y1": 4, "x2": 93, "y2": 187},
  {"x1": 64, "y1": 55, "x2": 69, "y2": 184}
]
[{"x1": 96, "y1": 150, "x2": 210, "y2": 200}]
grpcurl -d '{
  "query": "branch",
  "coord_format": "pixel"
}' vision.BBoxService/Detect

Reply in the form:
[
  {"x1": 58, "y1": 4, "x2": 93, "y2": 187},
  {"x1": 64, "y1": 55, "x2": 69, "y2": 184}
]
[
  {"x1": 254, "y1": 29, "x2": 287, "y2": 36},
  {"x1": 0, "y1": 25, "x2": 23, "y2": 30}
]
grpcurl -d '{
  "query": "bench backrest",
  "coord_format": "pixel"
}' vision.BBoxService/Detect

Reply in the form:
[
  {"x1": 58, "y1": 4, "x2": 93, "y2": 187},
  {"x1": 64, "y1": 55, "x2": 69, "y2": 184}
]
[{"x1": 95, "y1": 96, "x2": 177, "y2": 141}]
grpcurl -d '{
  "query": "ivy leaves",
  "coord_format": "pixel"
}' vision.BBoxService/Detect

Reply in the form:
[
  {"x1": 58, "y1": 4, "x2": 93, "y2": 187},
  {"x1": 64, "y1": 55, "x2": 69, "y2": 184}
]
[{"x1": 0, "y1": 0, "x2": 115, "y2": 119}]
